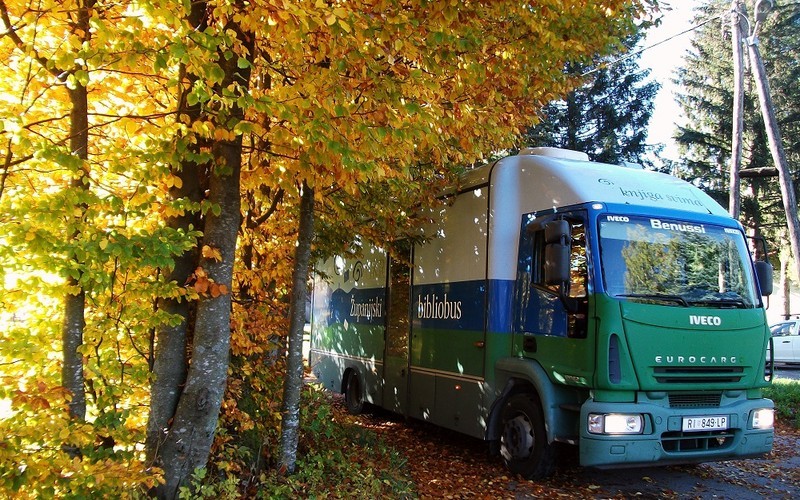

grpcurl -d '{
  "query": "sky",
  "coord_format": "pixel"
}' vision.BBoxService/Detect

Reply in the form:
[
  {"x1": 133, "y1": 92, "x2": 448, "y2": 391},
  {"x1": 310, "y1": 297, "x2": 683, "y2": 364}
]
[{"x1": 639, "y1": 0, "x2": 697, "y2": 164}]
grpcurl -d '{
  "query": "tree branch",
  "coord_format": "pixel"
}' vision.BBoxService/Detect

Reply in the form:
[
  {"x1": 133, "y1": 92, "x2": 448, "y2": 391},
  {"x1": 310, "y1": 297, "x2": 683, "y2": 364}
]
[
  {"x1": 0, "y1": 0, "x2": 70, "y2": 79},
  {"x1": 247, "y1": 187, "x2": 284, "y2": 229}
]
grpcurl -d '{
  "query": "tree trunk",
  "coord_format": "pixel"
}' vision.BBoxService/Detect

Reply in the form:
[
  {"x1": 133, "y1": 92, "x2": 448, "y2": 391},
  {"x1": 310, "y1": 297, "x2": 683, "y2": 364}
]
[
  {"x1": 62, "y1": 82, "x2": 89, "y2": 421},
  {"x1": 145, "y1": 0, "x2": 208, "y2": 461},
  {"x1": 154, "y1": 17, "x2": 252, "y2": 498},
  {"x1": 157, "y1": 152, "x2": 241, "y2": 498},
  {"x1": 565, "y1": 92, "x2": 580, "y2": 151},
  {"x1": 747, "y1": 35, "x2": 800, "y2": 283},
  {"x1": 145, "y1": 160, "x2": 204, "y2": 461},
  {"x1": 728, "y1": 0, "x2": 746, "y2": 219},
  {"x1": 781, "y1": 247, "x2": 790, "y2": 319},
  {"x1": 0, "y1": 0, "x2": 93, "y2": 421},
  {"x1": 62, "y1": 277, "x2": 86, "y2": 421},
  {"x1": 279, "y1": 181, "x2": 315, "y2": 474}
]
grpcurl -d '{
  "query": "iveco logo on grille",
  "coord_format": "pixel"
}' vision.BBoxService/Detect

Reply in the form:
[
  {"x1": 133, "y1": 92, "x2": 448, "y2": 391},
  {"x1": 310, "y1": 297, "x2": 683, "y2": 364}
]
[{"x1": 689, "y1": 315, "x2": 722, "y2": 326}]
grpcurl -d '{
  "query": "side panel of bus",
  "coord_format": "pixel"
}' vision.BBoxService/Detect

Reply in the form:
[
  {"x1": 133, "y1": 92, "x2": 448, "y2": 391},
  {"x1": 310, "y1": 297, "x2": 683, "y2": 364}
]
[
  {"x1": 410, "y1": 185, "x2": 489, "y2": 437},
  {"x1": 311, "y1": 182, "x2": 493, "y2": 438},
  {"x1": 310, "y1": 246, "x2": 388, "y2": 408}
]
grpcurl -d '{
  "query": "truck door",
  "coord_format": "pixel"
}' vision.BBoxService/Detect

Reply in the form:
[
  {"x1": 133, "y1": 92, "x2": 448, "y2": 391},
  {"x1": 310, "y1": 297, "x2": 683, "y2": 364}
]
[
  {"x1": 383, "y1": 254, "x2": 411, "y2": 414},
  {"x1": 516, "y1": 211, "x2": 594, "y2": 380}
]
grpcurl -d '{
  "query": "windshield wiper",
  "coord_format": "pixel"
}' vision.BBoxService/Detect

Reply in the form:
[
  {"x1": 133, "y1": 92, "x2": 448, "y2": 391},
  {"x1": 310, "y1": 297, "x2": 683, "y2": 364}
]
[
  {"x1": 687, "y1": 298, "x2": 749, "y2": 309},
  {"x1": 615, "y1": 293, "x2": 689, "y2": 307}
]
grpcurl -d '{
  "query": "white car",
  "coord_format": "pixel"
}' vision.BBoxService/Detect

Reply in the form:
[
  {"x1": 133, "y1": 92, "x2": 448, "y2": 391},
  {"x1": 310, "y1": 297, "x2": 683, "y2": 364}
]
[{"x1": 769, "y1": 320, "x2": 800, "y2": 364}]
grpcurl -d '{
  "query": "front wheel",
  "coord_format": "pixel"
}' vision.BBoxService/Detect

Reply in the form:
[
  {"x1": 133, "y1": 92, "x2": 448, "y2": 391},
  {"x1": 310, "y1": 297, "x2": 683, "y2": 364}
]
[
  {"x1": 344, "y1": 371, "x2": 365, "y2": 415},
  {"x1": 500, "y1": 393, "x2": 556, "y2": 479}
]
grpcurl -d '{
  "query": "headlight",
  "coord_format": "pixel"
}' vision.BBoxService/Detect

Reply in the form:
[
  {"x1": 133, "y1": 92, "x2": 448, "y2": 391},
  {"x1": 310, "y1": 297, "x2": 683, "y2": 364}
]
[
  {"x1": 588, "y1": 413, "x2": 644, "y2": 434},
  {"x1": 752, "y1": 408, "x2": 774, "y2": 429}
]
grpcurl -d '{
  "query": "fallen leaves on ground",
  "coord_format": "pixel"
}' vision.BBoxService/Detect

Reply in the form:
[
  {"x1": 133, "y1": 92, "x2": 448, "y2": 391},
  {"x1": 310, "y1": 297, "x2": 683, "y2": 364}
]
[{"x1": 330, "y1": 396, "x2": 800, "y2": 499}]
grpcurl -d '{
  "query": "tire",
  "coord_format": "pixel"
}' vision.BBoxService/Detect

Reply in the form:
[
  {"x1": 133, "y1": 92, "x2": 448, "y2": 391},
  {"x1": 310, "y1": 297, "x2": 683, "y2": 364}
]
[
  {"x1": 344, "y1": 371, "x2": 365, "y2": 415},
  {"x1": 500, "y1": 393, "x2": 556, "y2": 479}
]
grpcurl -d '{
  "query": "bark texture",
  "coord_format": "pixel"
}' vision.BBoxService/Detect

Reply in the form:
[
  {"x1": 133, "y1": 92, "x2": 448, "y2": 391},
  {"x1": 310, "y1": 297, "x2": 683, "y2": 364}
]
[
  {"x1": 154, "y1": 15, "x2": 252, "y2": 498},
  {"x1": 279, "y1": 181, "x2": 315, "y2": 473},
  {"x1": 145, "y1": 161, "x2": 204, "y2": 461},
  {"x1": 157, "y1": 133, "x2": 242, "y2": 499},
  {"x1": 62, "y1": 81, "x2": 89, "y2": 422},
  {"x1": 145, "y1": 0, "x2": 208, "y2": 461}
]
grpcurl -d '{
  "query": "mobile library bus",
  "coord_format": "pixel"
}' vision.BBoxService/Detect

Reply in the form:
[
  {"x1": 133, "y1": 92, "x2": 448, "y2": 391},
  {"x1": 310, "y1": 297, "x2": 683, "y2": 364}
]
[{"x1": 310, "y1": 147, "x2": 775, "y2": 477}]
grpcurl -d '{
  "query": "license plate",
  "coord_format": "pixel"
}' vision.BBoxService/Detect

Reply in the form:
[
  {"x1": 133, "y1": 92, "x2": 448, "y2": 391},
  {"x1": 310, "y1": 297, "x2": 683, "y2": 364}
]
[{"x1": 682, "y1": 415, "x2": 728, "y2": 432}]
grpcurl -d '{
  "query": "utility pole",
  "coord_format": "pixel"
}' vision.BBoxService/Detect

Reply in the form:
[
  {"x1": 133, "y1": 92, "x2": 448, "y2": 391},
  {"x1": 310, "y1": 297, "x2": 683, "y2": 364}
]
[
  {"x1": 729, "y1": 0, "x2": 746, "y2": 219},
  {"x1": 746, "y1": 0, "x2": 800, "y2": 281}
]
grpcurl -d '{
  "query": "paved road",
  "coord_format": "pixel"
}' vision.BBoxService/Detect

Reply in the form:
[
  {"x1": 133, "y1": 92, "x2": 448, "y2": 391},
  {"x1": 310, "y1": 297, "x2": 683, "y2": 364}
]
[
  {"x1": 575, "y1": 424, "x2": 800, "y2": 499},
  {"x1": 773, "y1": 364, "x2": 800, "y2": 381}
]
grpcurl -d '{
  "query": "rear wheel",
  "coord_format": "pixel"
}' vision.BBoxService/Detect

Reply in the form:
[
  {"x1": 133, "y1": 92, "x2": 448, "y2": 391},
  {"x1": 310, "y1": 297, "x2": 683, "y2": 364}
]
[
  {"x1": 500, "y1": 393, "x2": 556, "y2": 479},
  {"x1": 344, "y1": 371, "x2": 365, "y2": 415}
]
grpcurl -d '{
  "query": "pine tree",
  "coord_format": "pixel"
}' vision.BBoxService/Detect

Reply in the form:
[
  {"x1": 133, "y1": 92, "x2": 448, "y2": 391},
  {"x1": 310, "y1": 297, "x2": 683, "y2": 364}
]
[
  {"x1": 674, "y1": 0, "x2": 799, "y2": 259},
  {"x1": 674, "y1": 2, "x2": 742, "y2": 204},
  {"x1": 525, "y1": 30, "x2": 659, "y2": 165}
]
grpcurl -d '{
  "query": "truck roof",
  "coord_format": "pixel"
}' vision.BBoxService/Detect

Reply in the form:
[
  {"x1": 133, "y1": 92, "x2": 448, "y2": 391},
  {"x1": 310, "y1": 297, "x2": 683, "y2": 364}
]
[{"x1": 460, "y1": 148, "x2": 729, "y2": 217}]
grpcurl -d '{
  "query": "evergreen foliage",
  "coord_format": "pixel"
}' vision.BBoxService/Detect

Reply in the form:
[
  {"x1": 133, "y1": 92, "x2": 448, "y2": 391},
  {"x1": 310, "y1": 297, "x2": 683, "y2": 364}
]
[
  {"x1": 525, "y1": 30, "x2": 659, "y2": 165},
  {"x1": 674, "y1": 0, "x2": 800, "y2": 241}
]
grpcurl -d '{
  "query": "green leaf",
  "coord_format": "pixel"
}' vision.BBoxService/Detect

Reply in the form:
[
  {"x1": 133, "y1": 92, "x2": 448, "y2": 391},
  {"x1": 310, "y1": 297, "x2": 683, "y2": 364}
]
[{"x1": 154, "y1": 52, "x2": 168, "y2": 72}]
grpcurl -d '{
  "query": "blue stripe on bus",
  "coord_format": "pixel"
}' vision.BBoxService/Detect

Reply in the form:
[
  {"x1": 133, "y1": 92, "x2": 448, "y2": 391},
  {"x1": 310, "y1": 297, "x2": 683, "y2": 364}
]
[
  {"x1": 325, "y1": 286, "x2": 386, "y2": 327},
  {"x1": 318, "y1": 279, "x2": 517, "y2": 333},
  {"x1": 487, "y1": 279, "x2": 514, "y2": 334}
]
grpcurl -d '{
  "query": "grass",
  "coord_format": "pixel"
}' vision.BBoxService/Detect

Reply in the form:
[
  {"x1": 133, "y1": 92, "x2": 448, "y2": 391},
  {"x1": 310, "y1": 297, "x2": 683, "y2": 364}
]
[{"x1": 765, "y1": 377, "x2": 800, "y2": 428}]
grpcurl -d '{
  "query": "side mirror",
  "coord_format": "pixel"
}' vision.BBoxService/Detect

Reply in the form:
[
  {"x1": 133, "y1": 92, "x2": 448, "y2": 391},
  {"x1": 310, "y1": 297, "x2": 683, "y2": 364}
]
[
  {"x1": 544, "y1": 220, "x2": 570, "y2": 286},
  {"x1": 755, "y1": 260, "x2": 773, "y2": 297}
]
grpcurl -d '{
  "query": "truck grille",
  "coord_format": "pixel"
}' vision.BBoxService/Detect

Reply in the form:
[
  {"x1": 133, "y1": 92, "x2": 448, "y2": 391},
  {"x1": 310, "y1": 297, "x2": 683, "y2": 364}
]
[
  {"x1": 653, "y1": 367, "x2": 744, "y2": 384},
  {"x1": 662, "y1": 430, "x2": 735, "y2": 453},
  {"x1": 668, "y1": 393, "x2": 722, "y2": 408}
]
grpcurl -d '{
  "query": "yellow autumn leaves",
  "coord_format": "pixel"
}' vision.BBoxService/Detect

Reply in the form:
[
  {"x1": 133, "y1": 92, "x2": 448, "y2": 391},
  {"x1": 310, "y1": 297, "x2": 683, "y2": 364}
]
[{"x1": 0, "y1": 0, "x2": 650, "y2": 495}]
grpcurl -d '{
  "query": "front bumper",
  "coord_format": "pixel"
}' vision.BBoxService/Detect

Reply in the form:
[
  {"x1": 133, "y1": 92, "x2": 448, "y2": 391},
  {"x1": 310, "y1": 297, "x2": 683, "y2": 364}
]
[{"x1": 578, "y1": 396, "x2": 774, "y2": 468}]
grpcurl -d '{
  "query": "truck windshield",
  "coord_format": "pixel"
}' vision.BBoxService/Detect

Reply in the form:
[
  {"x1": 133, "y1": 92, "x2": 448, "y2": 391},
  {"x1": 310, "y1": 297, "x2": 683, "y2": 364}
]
[{"x1": 598, "y1": 215, "x2": 758, "y2": 308}]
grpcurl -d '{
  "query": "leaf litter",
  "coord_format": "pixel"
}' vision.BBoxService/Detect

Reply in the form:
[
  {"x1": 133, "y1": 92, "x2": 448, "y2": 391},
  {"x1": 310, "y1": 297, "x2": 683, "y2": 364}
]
[{"x1": 332, "y1": 396, "x2": 800, "y2": 499}]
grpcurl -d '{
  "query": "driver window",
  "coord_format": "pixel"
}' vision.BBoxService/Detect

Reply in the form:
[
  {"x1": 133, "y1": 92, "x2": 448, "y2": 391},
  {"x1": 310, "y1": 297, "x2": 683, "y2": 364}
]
[
  {"x1": 532, "y1": 216, "x2": 588, "y2": 298},
  {"x1": 771, "y1": 324, "x2": 789, "y2": 337},
  {"x1": 568, "y1": 220, "x2": 587, "y2": 298}
]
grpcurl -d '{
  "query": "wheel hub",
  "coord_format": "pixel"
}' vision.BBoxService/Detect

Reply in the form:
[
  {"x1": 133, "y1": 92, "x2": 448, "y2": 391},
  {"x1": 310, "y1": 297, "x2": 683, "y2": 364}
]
[{"x1": 502, "y1": 413, "x2": 535, "y2": 460}]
